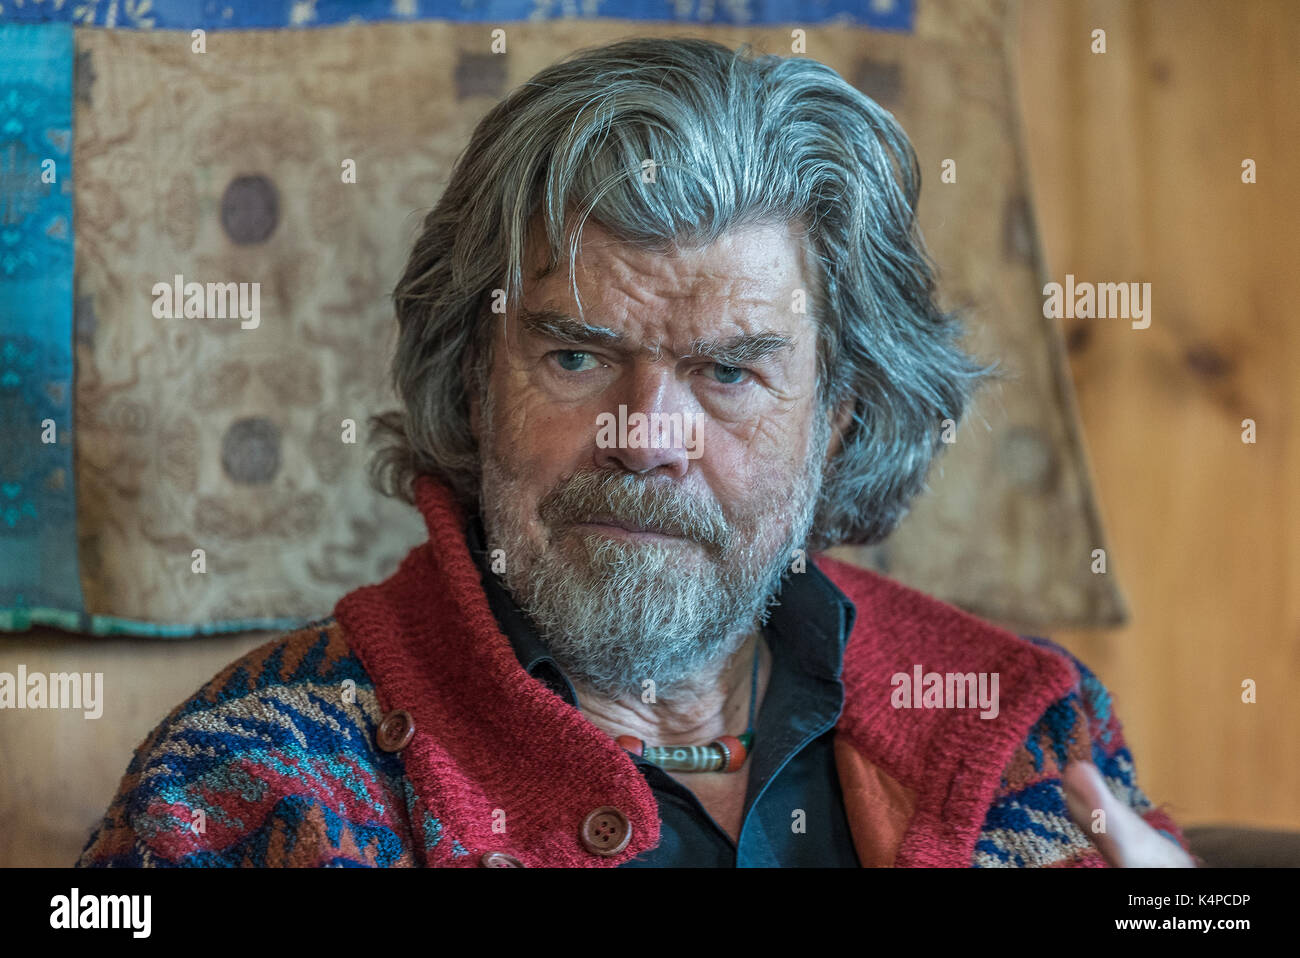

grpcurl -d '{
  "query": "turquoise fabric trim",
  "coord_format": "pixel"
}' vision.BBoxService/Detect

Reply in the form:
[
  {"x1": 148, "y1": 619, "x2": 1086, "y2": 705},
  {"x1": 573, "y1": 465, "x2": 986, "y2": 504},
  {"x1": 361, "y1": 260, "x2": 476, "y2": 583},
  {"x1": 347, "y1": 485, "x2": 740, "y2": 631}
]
[
  {"x1": 0, "y1": 604, "x2": 316, "y2": 637},
  {"x1": 85, "y1": 613, "x2": 315, "y2": 637},
  {"x1": 0, "y1": 23, "x2": 83, "y2": 626}
]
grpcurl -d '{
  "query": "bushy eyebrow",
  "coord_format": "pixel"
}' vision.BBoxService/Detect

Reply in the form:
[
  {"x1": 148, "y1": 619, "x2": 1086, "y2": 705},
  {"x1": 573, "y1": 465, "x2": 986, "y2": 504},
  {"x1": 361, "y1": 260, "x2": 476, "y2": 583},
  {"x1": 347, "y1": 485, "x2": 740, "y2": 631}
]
[
  {"x1": 519, "y1": 308, "x2": 620, "y2": 346},
  {"x1": 690, "y1": 333, "x2": 793, "y2": 366},
  {"x1": 519, "y1": 307, "x2": 793, "y2": 366}
]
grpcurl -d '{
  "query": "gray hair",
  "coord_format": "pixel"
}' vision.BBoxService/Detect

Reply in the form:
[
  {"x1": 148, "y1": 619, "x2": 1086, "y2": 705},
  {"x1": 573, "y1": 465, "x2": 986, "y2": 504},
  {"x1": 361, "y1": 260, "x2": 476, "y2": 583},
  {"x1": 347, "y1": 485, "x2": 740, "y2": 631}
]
[{"x1": 369, "y1": 36, "x2": 991, "y2": 551}]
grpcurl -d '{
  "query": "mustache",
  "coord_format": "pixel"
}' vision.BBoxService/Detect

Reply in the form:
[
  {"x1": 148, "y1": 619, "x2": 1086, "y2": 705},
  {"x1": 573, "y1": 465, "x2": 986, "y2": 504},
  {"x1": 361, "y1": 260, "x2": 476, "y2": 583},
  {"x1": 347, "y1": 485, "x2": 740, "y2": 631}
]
[{"x1": 537, "y1": 471, "x2": 733, "y2": 555}]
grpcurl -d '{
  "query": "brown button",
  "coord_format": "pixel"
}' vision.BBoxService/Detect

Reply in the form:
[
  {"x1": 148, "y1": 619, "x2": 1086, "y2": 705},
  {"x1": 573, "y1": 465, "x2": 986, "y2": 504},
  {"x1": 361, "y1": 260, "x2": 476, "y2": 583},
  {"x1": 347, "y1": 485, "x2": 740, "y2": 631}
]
[
  {"x1": 376, "y1": 709, "x2": 415, "y2": 752},
  {"x1": 580, "y1": 806, "x2": 632, "y2": 857},
  {"x1": 479, "y1": 851, "x2": 525, "y2": 868}
]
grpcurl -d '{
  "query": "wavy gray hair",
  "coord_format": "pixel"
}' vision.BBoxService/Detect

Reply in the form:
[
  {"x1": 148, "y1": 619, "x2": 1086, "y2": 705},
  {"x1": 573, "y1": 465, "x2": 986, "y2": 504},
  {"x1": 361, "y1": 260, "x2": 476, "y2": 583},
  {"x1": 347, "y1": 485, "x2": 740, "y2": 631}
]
[{"x1": 369, "y1": 36, "x2": 990, "y2": 551}]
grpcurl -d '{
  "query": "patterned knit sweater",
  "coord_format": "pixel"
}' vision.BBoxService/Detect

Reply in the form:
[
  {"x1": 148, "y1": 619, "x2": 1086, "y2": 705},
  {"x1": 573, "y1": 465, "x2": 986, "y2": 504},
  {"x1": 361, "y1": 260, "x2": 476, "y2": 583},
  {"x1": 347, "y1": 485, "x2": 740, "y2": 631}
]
[{"x1": 77, "y1": 476, "x2": 1189, "y2": 868}]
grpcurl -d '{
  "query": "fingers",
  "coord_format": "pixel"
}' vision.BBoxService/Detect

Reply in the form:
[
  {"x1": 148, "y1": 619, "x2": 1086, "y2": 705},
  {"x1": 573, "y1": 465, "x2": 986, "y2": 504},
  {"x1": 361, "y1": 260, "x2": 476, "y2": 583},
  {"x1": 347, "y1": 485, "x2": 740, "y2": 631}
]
[{"x1": 1063, "y1": 760, "x2": 1195, "y2": 868}]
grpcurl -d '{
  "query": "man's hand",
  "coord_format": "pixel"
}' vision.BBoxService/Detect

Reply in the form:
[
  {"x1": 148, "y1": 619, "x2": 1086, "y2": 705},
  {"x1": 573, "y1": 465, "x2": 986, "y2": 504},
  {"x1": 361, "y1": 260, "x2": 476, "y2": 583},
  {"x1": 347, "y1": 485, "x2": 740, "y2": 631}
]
[{"x1": 1063, "y1": 760, "x2": 1196, "y2": 867}]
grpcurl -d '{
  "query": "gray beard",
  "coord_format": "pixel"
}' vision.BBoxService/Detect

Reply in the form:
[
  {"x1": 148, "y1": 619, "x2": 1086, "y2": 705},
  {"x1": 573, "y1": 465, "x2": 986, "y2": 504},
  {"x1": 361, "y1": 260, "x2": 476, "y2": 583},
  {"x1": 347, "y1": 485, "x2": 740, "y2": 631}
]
[{"x1": 478, "y1": 407, "x2": 830, "y2": 702}]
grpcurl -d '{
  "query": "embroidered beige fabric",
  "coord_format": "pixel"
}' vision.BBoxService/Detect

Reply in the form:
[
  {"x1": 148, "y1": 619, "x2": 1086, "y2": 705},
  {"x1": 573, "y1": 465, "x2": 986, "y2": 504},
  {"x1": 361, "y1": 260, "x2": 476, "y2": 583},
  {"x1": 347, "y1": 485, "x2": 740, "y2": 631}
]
[{"x1": 70, "y1": 0, "x2": 1123, "y2": 632}]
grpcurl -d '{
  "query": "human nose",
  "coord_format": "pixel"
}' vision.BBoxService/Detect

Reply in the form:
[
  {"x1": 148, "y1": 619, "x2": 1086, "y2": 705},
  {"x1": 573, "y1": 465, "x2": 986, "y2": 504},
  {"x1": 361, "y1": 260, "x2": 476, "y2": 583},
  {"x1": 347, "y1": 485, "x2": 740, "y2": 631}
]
[{"x1": 592, "y1": 364, "x2": 695, "y2": 479}]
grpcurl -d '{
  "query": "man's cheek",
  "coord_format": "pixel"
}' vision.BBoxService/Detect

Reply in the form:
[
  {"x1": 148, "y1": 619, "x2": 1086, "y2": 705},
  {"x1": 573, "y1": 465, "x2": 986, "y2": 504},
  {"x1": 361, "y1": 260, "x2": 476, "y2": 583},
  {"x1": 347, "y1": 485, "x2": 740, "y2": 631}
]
[
  {"x1": 504, "y1": 384, "x2": 595, "y2": 448},
  {"x1": 696, "y1": 441, "x2": 784, "y2": 512}
]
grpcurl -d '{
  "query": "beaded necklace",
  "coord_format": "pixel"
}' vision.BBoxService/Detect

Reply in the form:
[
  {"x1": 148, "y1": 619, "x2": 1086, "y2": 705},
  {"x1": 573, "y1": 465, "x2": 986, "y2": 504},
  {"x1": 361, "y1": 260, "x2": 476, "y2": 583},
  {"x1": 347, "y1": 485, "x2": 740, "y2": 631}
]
[{"x1": 616, "y1": 643, "x2": 759, "y2": 773}]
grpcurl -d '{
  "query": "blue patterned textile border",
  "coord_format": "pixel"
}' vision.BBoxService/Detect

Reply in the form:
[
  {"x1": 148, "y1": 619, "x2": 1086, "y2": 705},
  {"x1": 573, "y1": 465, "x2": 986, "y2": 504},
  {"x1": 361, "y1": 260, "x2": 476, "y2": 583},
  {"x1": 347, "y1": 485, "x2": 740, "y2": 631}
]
[
  {"x1": 1, "y1": 0, "x2": 913, "y2": 31},
  {"x1": 0, "y1": 22, "x2": 85, "y2": 632}
]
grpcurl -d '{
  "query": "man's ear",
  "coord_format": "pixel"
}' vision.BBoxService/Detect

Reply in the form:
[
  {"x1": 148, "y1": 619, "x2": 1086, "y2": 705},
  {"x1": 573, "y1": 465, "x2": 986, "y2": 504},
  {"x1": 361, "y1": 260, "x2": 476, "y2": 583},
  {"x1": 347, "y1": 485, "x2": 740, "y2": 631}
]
[{"x1": 825, "y1": 397, "x2": 854, "y2": 462}]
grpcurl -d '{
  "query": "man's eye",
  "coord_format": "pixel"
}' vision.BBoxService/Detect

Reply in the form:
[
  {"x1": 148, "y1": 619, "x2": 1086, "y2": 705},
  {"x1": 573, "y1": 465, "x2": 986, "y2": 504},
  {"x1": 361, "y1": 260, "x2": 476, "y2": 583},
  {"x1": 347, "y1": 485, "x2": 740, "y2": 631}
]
[
  {"x1": 552, "y1": 350, "x2": 597, "y2": 372},
  {"x1": 709, "y1": 363, "x2": 749, "y2": 385}
]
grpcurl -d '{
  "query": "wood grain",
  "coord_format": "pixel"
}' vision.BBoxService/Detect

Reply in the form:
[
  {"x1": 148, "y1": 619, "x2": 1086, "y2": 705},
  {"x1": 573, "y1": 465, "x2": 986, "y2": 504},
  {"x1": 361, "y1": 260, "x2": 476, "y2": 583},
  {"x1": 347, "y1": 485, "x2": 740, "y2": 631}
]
[{"x1": 1017, "y1": 0, "x2": 1300, "y2": 829}]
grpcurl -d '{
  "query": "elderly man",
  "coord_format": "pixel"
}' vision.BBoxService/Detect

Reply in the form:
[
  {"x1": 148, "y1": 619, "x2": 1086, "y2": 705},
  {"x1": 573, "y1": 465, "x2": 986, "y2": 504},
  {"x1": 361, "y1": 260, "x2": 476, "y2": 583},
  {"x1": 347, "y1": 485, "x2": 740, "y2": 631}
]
[{"x1": 79, "y1": 37, "x2": 1192, "y2": 868}]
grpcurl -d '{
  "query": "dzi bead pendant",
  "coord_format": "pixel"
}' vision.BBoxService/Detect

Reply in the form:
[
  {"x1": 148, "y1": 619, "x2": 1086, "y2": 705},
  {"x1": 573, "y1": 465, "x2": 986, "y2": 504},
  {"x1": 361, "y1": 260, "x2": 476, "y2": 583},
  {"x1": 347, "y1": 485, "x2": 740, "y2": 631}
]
[{"x1": 618, "y1": 732, "x2": 752, "y2": 773}]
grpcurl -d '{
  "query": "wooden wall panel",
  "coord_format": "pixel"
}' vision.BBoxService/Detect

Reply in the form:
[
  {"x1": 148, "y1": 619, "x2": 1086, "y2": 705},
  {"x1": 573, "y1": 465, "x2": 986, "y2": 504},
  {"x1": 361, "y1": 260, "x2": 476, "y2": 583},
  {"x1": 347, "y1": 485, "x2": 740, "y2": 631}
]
[
  {"x1": 1017, "y1": 0, "x2": 1300, "y2": 829},
  {"x1": 0, "y1": 628, "x2": 270, "y2": 867}
]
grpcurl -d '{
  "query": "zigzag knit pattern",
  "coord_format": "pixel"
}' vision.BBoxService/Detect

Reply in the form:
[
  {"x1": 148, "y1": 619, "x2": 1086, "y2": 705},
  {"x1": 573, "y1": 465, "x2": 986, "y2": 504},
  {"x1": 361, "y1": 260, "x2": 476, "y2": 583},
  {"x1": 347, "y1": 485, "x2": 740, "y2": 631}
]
[
  {"x1": 77, "y1": 619, "x2": 1184, "y2": 867},
  {"x1": 76, "y1": 618, "x2": 469, "y2": 867},
  {"x1": 972, "y1": 635, "x2": 1185, "y2": 867}
]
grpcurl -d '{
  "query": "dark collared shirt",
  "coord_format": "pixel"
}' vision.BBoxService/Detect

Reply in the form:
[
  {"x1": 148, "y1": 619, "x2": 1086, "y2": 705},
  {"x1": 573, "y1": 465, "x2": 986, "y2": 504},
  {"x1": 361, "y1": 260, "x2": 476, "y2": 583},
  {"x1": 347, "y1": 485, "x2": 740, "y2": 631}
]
[{"x1": 465, "y1": 517, "x2": 861, "y2": 867}]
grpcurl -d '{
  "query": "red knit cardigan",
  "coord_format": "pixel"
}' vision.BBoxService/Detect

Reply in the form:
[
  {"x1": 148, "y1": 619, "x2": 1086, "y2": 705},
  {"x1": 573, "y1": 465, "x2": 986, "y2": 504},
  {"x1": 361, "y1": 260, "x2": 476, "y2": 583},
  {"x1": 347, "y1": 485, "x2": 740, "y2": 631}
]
[{"x1": 330, "y1": 475, "x2": 1183, "y2": 867}]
